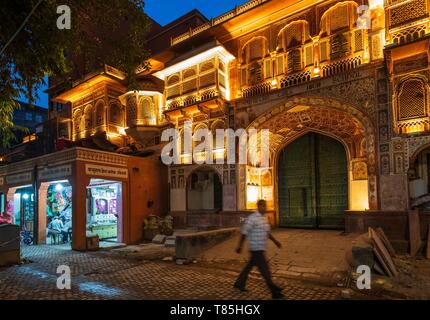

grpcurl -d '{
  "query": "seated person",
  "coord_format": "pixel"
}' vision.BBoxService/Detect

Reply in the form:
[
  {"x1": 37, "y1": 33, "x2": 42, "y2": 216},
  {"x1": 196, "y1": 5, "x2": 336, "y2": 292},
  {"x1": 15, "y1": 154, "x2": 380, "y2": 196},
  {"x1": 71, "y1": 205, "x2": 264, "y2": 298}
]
[
  {"x1": 62, "y1": 219, "x2": 72, "y2": 243},
  {"x1": 47, "y1": 216, "x2": 65, "y2": 243}
]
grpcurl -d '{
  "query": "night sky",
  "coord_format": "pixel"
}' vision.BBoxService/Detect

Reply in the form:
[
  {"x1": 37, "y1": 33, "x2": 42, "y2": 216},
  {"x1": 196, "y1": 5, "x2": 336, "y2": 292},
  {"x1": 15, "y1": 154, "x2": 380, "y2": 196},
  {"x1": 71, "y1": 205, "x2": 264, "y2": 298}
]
[{"x1": 29, "y1": 0, "x2": 248, "y2": 107}]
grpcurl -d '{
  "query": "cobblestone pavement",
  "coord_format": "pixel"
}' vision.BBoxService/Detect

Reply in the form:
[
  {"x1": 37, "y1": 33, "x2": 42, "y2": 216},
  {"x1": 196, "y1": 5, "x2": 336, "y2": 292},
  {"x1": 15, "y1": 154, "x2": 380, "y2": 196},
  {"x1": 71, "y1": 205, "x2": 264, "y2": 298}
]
[
  {"x1": 0, "y1": 245, "x2": 346, "y2": 300},
  {"x1": 199, "y1": 229, "x2": 359, "y2": 285}
]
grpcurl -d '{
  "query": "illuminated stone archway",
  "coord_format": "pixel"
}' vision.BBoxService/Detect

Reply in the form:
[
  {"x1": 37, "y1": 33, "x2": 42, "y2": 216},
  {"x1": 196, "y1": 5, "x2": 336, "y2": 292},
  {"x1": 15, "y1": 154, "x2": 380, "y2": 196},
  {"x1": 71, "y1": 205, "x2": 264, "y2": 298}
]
[{"x1": 239, "y1": 96, "x2": 377, "y2": 221}]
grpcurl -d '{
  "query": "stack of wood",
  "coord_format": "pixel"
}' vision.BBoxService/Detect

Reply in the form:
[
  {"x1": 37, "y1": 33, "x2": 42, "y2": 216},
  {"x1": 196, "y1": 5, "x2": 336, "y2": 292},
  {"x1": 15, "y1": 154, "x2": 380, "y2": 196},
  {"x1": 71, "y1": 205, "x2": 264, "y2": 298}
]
[{"x1": 368, "y1": 227, "x2": 398, "y2": 277}]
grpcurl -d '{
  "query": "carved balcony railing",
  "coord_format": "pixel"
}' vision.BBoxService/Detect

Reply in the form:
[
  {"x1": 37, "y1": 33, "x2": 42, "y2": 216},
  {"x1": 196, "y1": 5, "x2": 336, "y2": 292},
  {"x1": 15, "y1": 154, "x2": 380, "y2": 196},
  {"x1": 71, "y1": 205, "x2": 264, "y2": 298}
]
[
  {"x1": 242, "y1": 82, "x2": 272, "y2": 98},
  {"x1": 321, "y1": 56, "x2": 362, "y2": 78},
  {"x1": 171, "y1": 0, "x2": 271, "y2": 46}
]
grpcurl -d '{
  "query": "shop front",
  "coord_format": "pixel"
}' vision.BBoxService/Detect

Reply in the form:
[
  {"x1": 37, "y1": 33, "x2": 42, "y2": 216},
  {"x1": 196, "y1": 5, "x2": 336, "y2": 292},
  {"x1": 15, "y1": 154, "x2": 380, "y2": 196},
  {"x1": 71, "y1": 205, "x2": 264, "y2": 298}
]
[{"x1": 0, "y1": 147, "x2": 167, "y2": 251}]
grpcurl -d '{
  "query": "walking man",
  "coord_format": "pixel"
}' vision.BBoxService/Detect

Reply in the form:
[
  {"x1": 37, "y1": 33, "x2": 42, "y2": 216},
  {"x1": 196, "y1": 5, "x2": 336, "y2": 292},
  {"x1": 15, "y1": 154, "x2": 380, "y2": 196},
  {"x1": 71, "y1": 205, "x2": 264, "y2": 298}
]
[{"x1": 234, "y1": 199, "x2": 284, "y2": 299}]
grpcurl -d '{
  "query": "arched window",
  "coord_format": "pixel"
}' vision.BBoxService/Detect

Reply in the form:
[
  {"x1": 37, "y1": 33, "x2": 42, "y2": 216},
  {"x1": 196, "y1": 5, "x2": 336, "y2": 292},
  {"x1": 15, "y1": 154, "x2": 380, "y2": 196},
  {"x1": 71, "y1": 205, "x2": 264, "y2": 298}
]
[
  {"x1": 109, "y1": 102, "x2": 123, "y2": 126},
  {"x1": 95, "y1": 100, "x2": 105, "y2": 127},
  {"x1": 241, "y1": 37, "x2": 268, "y2": 64},
  {"x1": 73, "y1": 109, "x2": 82, "y2": 137},
  {"x1": 398, "y1": 78, "x2": 427, "y2": 121},
  {"x1": 167, "y1": 74, "x2": 180, "y2": 86},
  {"x1": 138, "y1": 97, "x2": 156, "y2": 124},
  {"x1": 319, "y1": 2, "x2": 359, "y2": 61},
  {"x1": 278, "y1": 21, "x2": 310, "y2": 51},
  {"x1": 84, "y1": 104, "x2": 93, "y2": 131}
]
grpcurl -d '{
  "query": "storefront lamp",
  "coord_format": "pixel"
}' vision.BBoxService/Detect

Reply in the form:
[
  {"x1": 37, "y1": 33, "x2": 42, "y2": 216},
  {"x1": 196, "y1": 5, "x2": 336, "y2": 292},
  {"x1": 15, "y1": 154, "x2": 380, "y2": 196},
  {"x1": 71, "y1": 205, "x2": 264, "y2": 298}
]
[
  {"x1": 55, "y1": 184, "x2": 64, "y2": 192},
  {"x1": 22, "y1": 194, "x2": 29, "y2": 200}
]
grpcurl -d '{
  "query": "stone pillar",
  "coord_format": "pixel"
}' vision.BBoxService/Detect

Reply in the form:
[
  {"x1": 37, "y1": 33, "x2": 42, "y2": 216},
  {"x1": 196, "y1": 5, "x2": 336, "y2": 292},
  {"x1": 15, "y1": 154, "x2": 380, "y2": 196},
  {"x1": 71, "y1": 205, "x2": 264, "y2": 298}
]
[
  {"x1": 70, "y1": 164, "x2": 90, "y2": 251},
  {"x1": 37, "y1": 183, "x2": 49, "y2": 244}
]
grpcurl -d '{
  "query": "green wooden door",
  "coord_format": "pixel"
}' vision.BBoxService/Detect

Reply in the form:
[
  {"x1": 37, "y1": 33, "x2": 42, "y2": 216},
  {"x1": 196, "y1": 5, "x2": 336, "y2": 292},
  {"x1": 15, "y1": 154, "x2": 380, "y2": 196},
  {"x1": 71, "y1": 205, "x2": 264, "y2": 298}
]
[{"x1": 278, "y1": 133, "x2": 347, "y2": 229}]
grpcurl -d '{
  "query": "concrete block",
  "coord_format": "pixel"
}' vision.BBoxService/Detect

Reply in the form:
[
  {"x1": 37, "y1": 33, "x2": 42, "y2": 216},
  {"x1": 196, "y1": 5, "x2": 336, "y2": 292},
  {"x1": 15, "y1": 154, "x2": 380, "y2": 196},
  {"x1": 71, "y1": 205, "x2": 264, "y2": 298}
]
[
  {"x1": 175, "y1": 228, "x2": 239, "y2": 260},
  {"x1": 165, "y1": 236, "x2": 176, "y2": 247},
  {"x1": 152, "y1": 234, "x2": 166, "y2": 244},
  {"x1": 0, "y1": 224, "x2": 21, "y2": 267}
]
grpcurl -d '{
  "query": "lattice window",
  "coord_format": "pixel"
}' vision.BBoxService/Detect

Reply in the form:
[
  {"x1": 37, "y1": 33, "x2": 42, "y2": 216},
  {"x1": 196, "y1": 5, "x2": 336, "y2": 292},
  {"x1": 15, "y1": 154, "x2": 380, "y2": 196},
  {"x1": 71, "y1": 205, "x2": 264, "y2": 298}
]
[
  {"x1": 330, "y1": 5, "x2": 349, "y2": 31},
  {"x1": 354, "y1": 30, "x2": 364, "y2": 52},
  {"x1": 389, "y1": 0, "x2": 427, "y2": 28},
  {"x1": 166, "y1": 85, "x2": 180, "y2": 99},
  {"x1": 287, "y1": 49, "x2": 302, "y2": 73},
  {"x1": 200, "y1": 71, "x2": 216, "y2": 88},
  {"x1": 200, "y1": 60, "x2": 215, "y2": 73},
  {"x1": 330, "y1": 33, "x2": 350, "y2": 60},
  {"x1": 182, "y1": 78, "x2": 197, "y2": 94},
  {"x1": 321, "y1": 2, "x2": 358, "y2": 35},
  {"x1": 126, "y1": 96, "x2": 137, "y2": 126},
  {"x1": 304, "y1": 46, "x2": 313, "y2": 67},
  {"x1": 249, "y1": 61, "x2": 263, "y2": 84},
  {"x1": 398, "y1": 79, "x2": 427, "y2": 120}
]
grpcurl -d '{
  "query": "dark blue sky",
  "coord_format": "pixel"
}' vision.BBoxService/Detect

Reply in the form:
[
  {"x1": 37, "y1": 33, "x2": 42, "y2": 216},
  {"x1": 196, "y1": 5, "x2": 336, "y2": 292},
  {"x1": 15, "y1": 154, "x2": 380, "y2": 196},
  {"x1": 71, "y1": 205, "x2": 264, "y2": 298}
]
[{"x1": 30, "y1": 0, "x2": 248, "y2": 107}]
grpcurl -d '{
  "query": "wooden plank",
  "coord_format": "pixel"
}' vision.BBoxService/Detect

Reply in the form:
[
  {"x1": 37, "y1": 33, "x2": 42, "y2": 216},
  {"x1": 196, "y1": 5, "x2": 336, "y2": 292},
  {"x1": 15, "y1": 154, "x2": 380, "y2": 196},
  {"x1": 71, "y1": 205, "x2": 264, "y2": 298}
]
[
  {"x1": 376, "y1": 227, "x2": 396, "y2": 257},
  {"x1": 408, "y1": 210, "x2": 422, "y2": 257},
  {"x1": 427, "y1": 226, "x2": 430, "y2": 260},
  {"x1": 369, "y1": 228, "x2": 398, "y2": 277}
]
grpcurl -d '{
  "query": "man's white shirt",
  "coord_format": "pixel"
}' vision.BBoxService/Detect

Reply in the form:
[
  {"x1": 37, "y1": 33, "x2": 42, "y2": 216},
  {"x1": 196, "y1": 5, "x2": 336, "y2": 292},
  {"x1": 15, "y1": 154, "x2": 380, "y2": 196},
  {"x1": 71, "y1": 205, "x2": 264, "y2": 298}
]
[{"x1": 241, "y1": 211, "x2": 270, "y2": 251}]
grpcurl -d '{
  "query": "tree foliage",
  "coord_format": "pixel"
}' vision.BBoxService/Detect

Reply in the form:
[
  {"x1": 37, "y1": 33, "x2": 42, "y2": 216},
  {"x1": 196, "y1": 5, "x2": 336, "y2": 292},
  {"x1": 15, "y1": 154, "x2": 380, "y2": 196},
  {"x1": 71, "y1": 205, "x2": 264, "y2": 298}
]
[{"x1": 0, "y1": 0, "x2": 151, "y2": 148}]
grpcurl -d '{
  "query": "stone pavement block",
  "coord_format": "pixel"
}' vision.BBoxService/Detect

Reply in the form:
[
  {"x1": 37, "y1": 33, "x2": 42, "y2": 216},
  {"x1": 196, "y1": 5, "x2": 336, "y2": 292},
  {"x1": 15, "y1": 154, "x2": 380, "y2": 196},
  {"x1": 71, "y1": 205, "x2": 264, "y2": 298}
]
[
  {"x1": 165, "y1": 236, "x2": 176, "y2": 247},
  {"x1": 152, "y1": 234, "x2": 166, "y2": 244},
  {"x1": 289, "y1": 266, "x2": 317, "y2": 273}
]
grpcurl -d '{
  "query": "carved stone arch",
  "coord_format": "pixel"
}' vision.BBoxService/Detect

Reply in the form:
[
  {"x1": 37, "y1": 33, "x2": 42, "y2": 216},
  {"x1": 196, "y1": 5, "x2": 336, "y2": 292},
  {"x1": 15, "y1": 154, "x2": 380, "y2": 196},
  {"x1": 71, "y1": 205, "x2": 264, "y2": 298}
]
[
  {"x1": 167, "y1": 74, "x2": 180, "y2": 86},
  {"x1": 138, "y1": 96, "x2": 155, "y2": 122},
  {"x1": 241, "y1": 36, "x2": 269, "y2": 63},
  {"x1": 83, "y1": 104, "x2": 94, "y2": 133},
  {"x1": 95, "y1": 99, "x2": 106, "y2": 127},
  {"x1": 73, "y1": 108, "x2": 83, "y2": 137},
  {"x1": 277, "y1": 20, "x2": 311, "y2": 50},
  {"x1": 242, "y1": 96, "x2": 377, "y2": 212},
  {"x1": 185, "y1": 164, "x2": 224, "y2": 183},
  {"x1": 319, "y1": 1, "x2": 359, "y2": 35}
]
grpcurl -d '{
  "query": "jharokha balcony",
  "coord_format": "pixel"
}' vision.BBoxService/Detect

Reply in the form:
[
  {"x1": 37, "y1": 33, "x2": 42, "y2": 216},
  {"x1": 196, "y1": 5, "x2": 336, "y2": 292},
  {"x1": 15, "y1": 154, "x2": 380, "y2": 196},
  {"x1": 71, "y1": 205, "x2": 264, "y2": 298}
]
[{"x1": 153, "y1": 41, "x2": 235, "y2": 120}]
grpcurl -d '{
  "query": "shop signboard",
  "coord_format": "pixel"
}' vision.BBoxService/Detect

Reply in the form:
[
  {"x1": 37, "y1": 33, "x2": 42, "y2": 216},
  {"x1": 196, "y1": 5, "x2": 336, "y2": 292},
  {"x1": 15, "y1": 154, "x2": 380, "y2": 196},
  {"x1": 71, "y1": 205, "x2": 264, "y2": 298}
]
[
  {"x1": 6, "y1": 172, "x2": 33, "y2": 186},
  {"x1": 38, "y1": 165, "x2": 72, "y2": 181},
  {"x1": 85, "y1": 164, "x2": 128, "y2": 180}
]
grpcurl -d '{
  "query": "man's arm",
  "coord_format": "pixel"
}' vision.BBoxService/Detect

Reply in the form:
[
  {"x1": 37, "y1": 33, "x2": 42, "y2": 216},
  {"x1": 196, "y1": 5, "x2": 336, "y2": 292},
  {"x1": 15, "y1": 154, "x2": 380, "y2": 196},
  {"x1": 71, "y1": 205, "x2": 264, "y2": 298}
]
[
  {"x1": 269, "y1": 233, "x2": 282, "y2": 248},
  {"x1": 236, "y1": 234, "x2": 246, "y2": 254}
]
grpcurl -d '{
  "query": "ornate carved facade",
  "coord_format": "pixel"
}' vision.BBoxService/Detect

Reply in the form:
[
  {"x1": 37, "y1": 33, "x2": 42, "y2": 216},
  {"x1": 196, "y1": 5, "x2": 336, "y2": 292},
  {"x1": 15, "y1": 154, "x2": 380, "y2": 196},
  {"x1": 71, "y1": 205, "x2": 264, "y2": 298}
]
[{"x1": 40, "y1": 0, "x2": 430, "y2": 228}]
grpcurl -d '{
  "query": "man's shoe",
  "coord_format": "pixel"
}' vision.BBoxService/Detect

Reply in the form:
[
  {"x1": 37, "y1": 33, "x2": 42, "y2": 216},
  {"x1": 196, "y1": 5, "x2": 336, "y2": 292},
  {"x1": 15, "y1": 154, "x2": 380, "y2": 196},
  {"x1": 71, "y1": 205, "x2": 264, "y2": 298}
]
[
  {"x1": 272, "y1": 291, "x2": 285, "y2": 300},
  {"x1": 233, "y1": 283, "x2": 247, "y2": 292}
]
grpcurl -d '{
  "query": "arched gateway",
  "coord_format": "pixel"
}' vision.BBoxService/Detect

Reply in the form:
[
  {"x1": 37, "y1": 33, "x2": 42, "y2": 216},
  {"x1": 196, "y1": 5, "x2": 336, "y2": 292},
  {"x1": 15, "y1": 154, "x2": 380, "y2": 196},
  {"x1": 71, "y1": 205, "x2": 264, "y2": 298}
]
[{"x1": 241, "y1": 96, "x2": 377, "y2": 229}]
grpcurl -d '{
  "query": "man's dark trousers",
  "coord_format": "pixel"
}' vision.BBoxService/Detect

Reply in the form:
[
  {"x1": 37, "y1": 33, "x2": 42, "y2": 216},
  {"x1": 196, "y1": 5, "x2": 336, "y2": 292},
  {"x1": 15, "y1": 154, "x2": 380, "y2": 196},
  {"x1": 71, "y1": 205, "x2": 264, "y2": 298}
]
[{"x1": 235, "y1": 251, "x2": 280, "y2": 294}]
